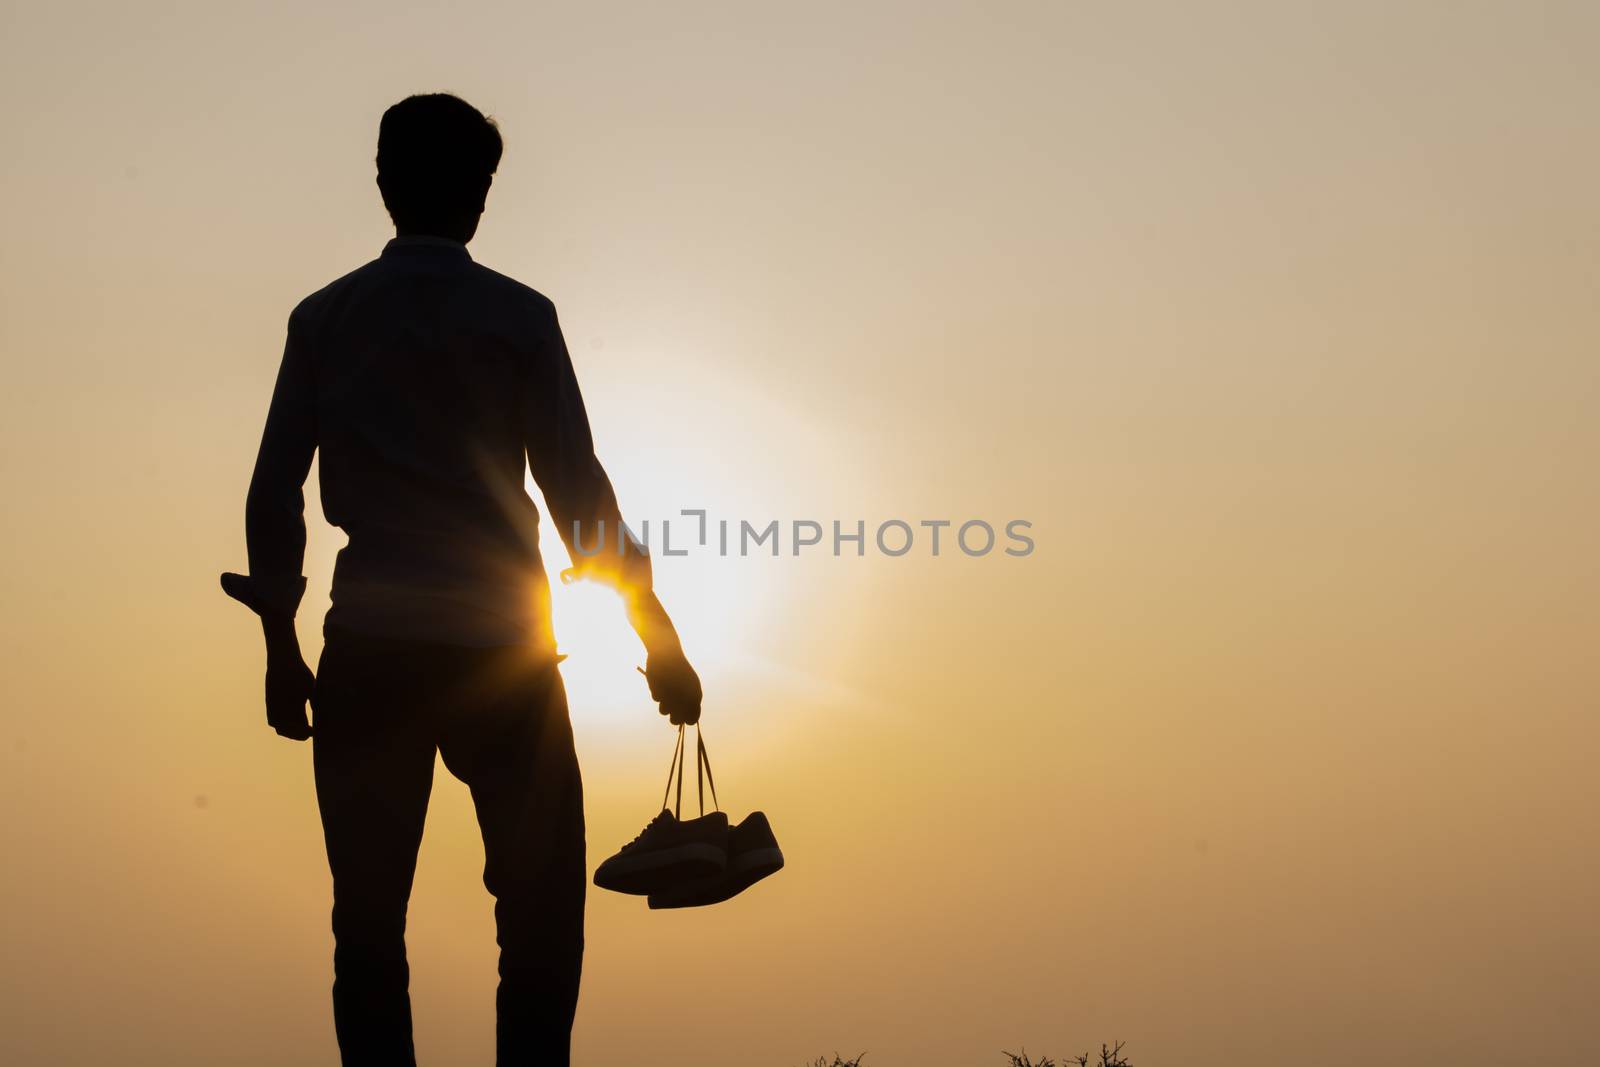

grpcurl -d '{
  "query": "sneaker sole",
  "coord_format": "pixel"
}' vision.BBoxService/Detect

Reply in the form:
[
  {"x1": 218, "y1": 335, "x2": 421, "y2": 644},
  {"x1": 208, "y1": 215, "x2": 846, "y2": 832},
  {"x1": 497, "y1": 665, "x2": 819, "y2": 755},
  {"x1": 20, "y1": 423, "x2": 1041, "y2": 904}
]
[
  {"x1": 646, "y1": 847, "x2": 784, "y2": 909},
  {"x1": 593, "y1": 841, "x2": 727, "y2": 895}
]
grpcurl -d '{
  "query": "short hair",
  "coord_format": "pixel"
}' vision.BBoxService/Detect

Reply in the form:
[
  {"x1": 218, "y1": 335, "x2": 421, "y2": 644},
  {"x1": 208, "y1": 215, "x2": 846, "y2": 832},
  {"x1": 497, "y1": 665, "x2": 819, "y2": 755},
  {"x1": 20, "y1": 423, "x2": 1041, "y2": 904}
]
[{"x1": 376, "y1": 94, "x2": 503, "y2": 231}]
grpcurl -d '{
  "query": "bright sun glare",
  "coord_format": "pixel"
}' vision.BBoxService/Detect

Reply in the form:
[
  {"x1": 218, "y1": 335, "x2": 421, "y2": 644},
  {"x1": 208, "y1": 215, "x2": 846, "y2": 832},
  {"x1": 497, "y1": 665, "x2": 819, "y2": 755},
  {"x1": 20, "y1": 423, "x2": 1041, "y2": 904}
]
[
  {"x1": 546, "y1": 578, "x2": 647, "y2": 716},
  {"x1": 520, "y1": 373, "x2": 825, "y2": 728},
  {"x1": 538, "y1": 512, "x2": 781, "y2": 729}
]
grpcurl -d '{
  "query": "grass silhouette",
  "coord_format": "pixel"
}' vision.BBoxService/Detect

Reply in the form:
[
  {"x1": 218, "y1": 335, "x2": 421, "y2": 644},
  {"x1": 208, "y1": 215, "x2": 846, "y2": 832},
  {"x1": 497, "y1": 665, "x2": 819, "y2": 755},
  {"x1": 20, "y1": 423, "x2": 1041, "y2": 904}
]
[{"x1": 802, "y1": 1043, "x2": 1130, "y2": 1067}]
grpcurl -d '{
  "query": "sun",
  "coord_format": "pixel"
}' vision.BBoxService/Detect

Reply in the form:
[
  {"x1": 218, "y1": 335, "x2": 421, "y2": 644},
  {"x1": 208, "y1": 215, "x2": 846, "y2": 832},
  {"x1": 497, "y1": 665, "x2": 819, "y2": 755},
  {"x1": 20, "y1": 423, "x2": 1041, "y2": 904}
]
[
  {"x1": 519, "y1": 364, "x2": 831, "y2": 729},
  {"x1": 536, "y1": 513, "x2": 783, "y2": 730},
  {"x1": 545, "y1": 576, "x2": 647, "y2": 717}
]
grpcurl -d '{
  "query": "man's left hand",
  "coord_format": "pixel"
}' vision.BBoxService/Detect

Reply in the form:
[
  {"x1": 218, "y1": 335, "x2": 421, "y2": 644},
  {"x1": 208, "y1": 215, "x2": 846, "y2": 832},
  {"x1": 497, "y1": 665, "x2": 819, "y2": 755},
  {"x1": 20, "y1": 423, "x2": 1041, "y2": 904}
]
[{"x1": 265, "y1": 651, "x2": 314, "y2": 741}]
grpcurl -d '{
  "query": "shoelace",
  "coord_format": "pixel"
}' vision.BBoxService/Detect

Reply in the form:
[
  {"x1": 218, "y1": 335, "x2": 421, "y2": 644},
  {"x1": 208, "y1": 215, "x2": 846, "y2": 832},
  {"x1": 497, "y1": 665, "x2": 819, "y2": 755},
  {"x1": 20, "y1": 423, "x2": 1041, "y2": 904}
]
[
  {"x1": 620, "y1": 810, "x2": 671, "y2": 852},
  {"x1": 617, "y1": 726, "x2": 721, "y2": 856},
  {"x1": 659, "y1": 723, "x2": 720, "y2": 821}
]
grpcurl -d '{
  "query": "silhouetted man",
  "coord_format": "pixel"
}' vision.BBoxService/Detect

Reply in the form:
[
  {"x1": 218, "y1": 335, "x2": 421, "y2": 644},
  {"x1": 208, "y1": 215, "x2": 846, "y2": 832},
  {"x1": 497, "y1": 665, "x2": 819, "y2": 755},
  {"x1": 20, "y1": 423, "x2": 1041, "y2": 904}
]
[{"x1": 222, "y1": 93, "x2": 701, "y2": 1067}]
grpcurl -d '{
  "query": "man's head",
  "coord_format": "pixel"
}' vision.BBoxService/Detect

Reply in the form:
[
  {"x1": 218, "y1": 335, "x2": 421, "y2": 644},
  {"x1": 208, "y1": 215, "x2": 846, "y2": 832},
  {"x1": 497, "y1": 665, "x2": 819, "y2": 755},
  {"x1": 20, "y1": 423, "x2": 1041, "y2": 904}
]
[{"x1": 376, "y1": 94, "x2": 503, "y2": 243}]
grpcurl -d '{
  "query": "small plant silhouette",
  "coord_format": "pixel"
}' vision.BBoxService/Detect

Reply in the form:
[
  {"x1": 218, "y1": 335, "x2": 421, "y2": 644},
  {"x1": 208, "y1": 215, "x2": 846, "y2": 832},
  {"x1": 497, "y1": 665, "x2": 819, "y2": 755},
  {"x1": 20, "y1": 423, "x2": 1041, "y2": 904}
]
[
  {"x1": 1004, "y1": 1042, "x2": 1130, "y2": 1067},
  {"x1": 1078, "y1": 1043, "x2": 1130, "y2": 1067},
  {"x1": 798, "y1": 1043, "x2": 1130, "y2": 1067}
]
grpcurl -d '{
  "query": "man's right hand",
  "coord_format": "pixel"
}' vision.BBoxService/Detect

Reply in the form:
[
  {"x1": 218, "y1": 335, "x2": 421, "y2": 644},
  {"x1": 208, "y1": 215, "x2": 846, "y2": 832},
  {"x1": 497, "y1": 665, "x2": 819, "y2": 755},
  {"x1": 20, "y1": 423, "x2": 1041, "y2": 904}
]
[
  {"x1": 265, "y1": 650, "x2": 314, "y2": 741},
  {"x1": 641, "y1": 647, "x2": 703, "y2": 726},
  {"x1": 623, "y1": 590, "x2": 702, "y2": 725}
]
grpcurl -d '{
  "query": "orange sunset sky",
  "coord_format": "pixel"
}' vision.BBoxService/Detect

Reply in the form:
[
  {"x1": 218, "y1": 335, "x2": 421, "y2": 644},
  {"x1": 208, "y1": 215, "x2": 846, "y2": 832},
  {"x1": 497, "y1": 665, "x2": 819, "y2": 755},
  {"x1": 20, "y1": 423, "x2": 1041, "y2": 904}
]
[{"x1": 2, "y1": 2, "x2": 1598, "y2": 1065}]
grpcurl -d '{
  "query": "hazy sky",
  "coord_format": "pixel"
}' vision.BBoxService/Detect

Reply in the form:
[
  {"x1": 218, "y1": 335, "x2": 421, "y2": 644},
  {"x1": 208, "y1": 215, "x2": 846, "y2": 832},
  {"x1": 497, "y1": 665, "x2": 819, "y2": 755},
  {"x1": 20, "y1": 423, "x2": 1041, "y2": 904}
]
[{"x1": 2, "y1": 2, "x2": 1598, "y2": 1065}]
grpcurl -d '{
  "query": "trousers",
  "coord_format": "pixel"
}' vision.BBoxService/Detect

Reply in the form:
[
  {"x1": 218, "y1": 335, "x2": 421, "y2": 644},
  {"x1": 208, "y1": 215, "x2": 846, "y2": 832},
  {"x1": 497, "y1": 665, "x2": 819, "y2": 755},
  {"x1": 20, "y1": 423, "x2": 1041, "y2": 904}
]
[{"x1": 312, "y1": 628, "x2": 586, "y2": 1066}]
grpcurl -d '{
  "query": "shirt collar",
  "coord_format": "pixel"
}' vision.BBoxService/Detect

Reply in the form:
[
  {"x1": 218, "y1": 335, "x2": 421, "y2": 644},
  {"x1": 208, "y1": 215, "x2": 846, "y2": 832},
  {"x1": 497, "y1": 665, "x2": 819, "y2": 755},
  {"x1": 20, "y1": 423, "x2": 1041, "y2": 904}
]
[{"x1": 381, "y1": 235, "x2": 472, "y2": 260}]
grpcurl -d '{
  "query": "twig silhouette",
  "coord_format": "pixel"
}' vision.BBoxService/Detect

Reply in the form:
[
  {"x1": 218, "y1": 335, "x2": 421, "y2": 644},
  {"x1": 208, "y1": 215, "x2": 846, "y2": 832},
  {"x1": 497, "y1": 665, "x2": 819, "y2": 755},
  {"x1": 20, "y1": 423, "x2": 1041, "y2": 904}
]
[{"x1": 798, "y1": 1042, "x2": 1130, "y2": 1067}]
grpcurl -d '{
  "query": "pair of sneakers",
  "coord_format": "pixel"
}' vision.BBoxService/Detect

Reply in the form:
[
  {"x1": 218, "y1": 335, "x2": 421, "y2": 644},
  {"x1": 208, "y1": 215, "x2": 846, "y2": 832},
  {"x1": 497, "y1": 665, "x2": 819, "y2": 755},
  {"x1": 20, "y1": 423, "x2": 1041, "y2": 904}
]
[{"x1": 593, "y1": 726, "x2": 784, "y2": 909}]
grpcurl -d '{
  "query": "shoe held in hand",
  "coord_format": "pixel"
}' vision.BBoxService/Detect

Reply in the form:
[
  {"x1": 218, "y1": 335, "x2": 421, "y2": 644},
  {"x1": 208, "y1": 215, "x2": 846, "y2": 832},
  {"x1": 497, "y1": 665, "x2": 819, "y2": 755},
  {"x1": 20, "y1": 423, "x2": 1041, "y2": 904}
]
[
  {"x1": 595, "y1": 723, "x2": 783, "y2": 906},
  {"x1": 593, "y1": 809, "x2": 728, "y2": 895},
  {"x1": 648, "y1": 811, "x2": 784, "y2": 909}
]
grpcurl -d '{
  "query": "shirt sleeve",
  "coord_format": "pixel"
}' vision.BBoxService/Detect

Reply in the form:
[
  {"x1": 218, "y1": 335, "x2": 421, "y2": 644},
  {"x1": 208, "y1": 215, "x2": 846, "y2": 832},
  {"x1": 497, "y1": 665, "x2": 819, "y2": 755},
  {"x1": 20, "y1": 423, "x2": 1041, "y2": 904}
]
[
  {"x1": 525, "y1": 301, "x2": 653, "y2": 598},
  {"x1": 241, "y1": 306, "x2": 317, "y2": 620}
]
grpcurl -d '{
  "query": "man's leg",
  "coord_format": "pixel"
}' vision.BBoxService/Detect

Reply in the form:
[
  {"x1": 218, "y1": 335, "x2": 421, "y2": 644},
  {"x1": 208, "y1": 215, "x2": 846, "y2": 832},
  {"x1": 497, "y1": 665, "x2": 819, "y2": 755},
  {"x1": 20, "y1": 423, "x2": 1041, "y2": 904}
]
[
  {"x1": 313, "y1": 631, "x2": 440, "y2": 1066},
  {"x1": 439, "y1": 651, "x2": 586, "y2": 1067}
]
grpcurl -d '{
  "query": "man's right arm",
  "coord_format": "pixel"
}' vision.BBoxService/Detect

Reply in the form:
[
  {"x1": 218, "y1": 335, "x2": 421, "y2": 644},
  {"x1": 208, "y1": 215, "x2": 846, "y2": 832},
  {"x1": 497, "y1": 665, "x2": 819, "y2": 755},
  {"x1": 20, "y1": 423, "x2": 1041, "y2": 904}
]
[{"x1": 524, "y1": 300, "x2": 702, "y2": 725}]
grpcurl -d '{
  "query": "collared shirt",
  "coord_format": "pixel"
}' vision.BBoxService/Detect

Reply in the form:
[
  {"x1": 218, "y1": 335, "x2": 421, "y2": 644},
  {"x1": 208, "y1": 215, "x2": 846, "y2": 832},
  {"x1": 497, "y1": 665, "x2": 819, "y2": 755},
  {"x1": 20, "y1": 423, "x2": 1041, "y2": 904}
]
[{"x1": 242, "y1": 236, "x2": 650, "y2": 647}]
